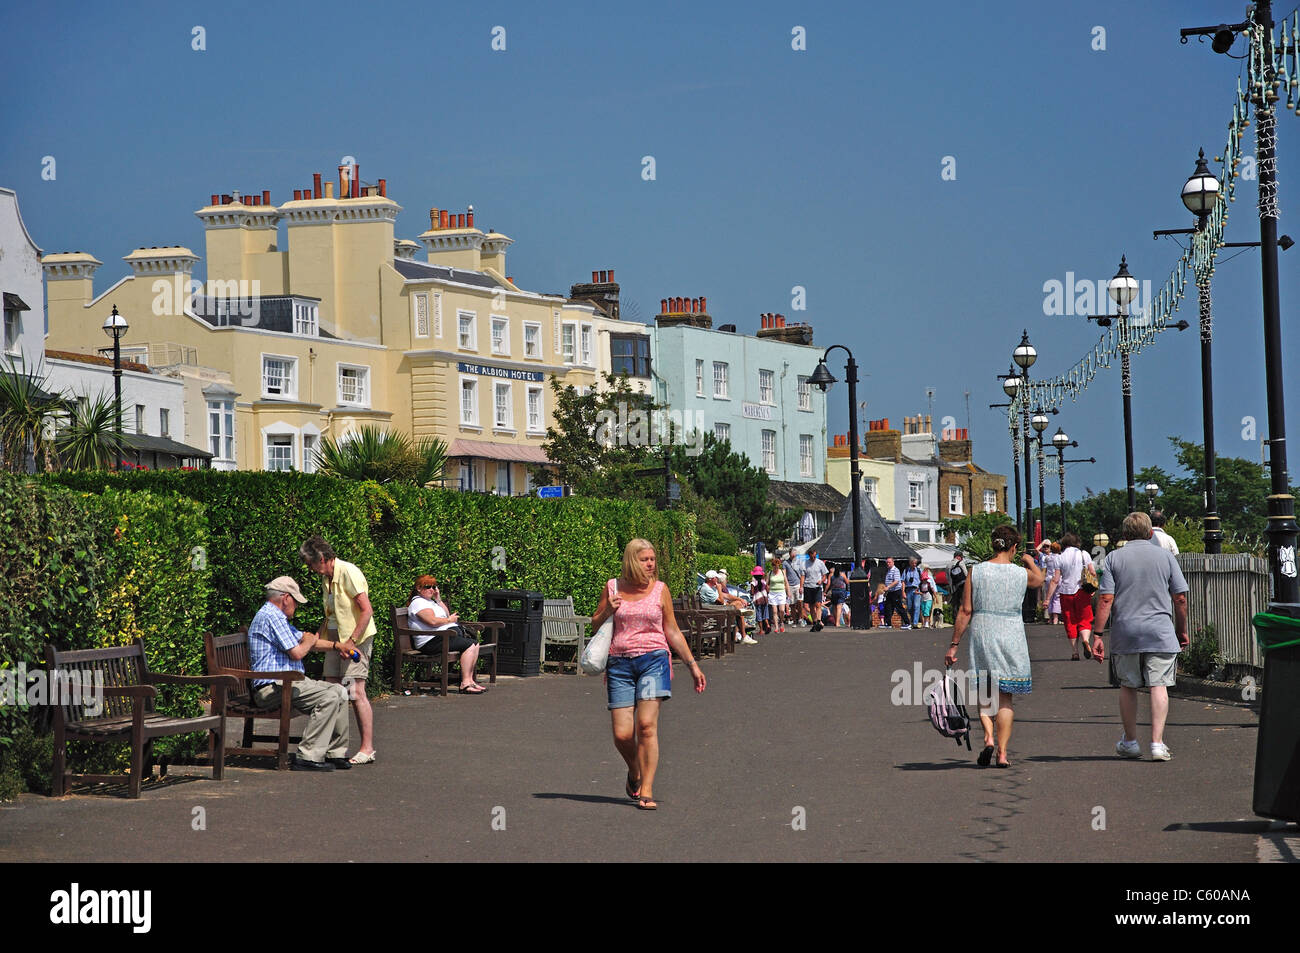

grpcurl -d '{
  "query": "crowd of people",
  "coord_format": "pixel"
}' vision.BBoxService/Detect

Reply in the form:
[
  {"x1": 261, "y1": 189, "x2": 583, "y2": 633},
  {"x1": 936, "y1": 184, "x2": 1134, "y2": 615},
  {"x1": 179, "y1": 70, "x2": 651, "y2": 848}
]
[
  {"x1": 245, "y1": 515, "x2": 1191, "y2": 798},
  {"x1": 944, "y1": 512, "x2": 1189, "y2": 768}
]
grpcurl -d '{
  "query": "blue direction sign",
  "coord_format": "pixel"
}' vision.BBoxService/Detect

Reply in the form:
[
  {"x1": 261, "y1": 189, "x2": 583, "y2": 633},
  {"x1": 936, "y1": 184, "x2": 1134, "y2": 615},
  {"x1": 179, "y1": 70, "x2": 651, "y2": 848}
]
[{"x1": 537, "y1": 485, "x2": 564, "y2": 499}]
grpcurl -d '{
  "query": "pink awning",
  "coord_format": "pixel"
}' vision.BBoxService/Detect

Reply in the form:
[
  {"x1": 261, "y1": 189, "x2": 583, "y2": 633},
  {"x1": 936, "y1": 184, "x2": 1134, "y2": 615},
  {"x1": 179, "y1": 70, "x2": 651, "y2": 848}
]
[{"x1": 448, "y1": 438, "x2": 551, "y2": 464}]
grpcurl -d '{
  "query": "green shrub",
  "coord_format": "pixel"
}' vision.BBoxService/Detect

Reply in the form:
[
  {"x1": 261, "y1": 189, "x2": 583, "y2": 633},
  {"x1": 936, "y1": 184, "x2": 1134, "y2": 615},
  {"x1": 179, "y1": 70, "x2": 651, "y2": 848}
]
[
  {"x1": 1179, "y1": 623, "x2": 1225, "y2": 679},
  {"x1": 695, "y1": 552, "x2": 763, "y2": 587}
]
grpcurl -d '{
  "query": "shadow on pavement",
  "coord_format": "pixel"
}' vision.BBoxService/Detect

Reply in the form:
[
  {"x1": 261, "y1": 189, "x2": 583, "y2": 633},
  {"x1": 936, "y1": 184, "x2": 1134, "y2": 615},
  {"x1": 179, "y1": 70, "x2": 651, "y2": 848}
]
[
  {"x1": 532, "y1": 792, "x2": 633, "y2": 805},
  {"x1": 895, "y1": 761, "x2": 980, "y2": 771}
]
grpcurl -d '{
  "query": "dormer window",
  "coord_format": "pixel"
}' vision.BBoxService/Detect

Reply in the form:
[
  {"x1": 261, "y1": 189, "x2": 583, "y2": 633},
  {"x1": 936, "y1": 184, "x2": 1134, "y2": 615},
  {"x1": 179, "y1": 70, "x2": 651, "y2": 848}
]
[{"x1": 294, "y1": 303, "x2": 318, "y2": 336}]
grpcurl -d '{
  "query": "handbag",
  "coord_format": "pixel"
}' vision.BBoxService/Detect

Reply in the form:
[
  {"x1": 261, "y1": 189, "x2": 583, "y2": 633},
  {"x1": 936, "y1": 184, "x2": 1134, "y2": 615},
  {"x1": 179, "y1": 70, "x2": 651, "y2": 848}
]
[{"x1": 580, "y1": 580, "x2": 617, "y2": 675}]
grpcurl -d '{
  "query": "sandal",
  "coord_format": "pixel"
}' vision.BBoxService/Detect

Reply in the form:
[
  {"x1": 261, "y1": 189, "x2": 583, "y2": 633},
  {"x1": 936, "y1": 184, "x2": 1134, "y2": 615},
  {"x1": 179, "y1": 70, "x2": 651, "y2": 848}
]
[
  {"x1": 977, "y1": 745, "x2": 994, "y2": 767},
  {"x1": 625, "y1": 772, "x2": 641, "y2": 800},
  {"x1": 348, "y1": 750, "x2": 377, "y2": 765},
  {"x1": 637, "y1": 796, "x2": 658, "y2": 810},
  {"x1": 459, "y1": 683, "x2": 487, "y2": 695},
  {"x1": 1081, "y1": 642, "x2": 1094, "y2": 659}
]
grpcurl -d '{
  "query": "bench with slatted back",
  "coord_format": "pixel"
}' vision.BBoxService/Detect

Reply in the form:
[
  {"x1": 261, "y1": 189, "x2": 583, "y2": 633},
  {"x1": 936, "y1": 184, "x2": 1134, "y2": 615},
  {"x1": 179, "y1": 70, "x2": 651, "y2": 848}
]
[
  {"x1": 203, "y1": 630, "x2": 304, "y2": 770},
  {"x1": 46, "y1": 638, "x2": 237, "y2": 799},
  {"x1": 392, "y1": 607, "x2": 501, "y2": 696},
  {"x1": 541, "y1": 597, "x2": 591, "y2": 674}
]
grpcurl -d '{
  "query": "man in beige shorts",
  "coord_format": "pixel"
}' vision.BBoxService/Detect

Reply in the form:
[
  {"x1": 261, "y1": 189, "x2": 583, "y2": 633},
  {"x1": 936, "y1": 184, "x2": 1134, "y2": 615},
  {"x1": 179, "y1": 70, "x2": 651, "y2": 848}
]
[{"x1": 301, "y1": 535, "x2": 377, "y2": 765}]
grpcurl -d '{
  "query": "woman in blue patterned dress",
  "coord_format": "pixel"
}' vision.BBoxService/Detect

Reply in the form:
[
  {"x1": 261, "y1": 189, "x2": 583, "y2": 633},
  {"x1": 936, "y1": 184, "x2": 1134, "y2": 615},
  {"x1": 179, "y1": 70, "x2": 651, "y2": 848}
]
[{"x1": 944, "y1": 525, "x2": 1044, "y2": 768}]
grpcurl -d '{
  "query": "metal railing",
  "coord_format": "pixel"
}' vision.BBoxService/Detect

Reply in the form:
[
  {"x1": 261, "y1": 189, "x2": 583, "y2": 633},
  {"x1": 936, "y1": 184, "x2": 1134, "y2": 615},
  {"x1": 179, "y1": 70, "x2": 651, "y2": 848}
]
[{"x1": 1176, "y1": 553, "x2": 1270, "y2": 670}]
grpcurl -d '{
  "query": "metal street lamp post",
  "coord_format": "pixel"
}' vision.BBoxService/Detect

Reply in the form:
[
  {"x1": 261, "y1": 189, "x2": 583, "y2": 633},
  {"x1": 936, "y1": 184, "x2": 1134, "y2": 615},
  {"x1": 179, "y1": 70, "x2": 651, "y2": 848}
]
[
  {"x1": 1031, "y1": 411, "x2": 1050, "y2": 542},
  {"x1": 1107, "y1": 258, "x2": 1140, "y2": 512},
  {"x1": 810, "y1": 348, "x2": 870, "y2": 629},
  {"x1": 102, "y1": 304, "x2": 128, "y2": 470},
  {"x1": 999, "y1": 370, "x2": 1024, "y2": 534},
  {"x1": 1052, "y1": 427, "x2": 1077, "y2": 538},
  {"x1": 1145, "y1": 481, "x2": 1160, "y2": 511},
  {"x1": 1012, "y1": 332, "x2": 1037, "y2": 536}
]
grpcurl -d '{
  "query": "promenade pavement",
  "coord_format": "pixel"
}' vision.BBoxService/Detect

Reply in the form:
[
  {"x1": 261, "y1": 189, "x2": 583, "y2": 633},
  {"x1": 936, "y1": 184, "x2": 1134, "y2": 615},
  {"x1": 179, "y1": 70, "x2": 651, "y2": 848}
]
[{"x1": 1, "y1": 622, "x2": 1291, "y2": 863}]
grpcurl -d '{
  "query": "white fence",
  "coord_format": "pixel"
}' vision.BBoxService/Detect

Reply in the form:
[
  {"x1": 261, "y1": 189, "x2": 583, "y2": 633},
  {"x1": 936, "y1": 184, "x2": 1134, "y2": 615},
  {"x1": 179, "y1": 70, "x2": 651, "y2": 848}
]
[{"x1": 1176, "y1": 553, "x2": 1270, "y2": 670}]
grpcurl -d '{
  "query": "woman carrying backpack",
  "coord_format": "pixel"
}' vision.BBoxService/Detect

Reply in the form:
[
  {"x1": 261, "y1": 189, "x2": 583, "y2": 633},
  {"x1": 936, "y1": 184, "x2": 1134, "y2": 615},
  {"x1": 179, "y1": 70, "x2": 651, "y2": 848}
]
[{"x1": 944, "y1": 524, "x2": 1045, "y2": 768}]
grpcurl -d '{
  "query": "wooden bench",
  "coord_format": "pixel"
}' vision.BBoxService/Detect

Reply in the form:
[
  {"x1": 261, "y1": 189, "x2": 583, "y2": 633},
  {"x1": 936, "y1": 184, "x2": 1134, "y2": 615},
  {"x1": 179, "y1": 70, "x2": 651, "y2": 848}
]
[
  {"x1": 204, "y1": 630, "x2": 304, "y2": 770},
  {"x1": 47, "y1": 639, "x2": 237, "y2": 799},
  {"x1": 541, "y1": 597, "x2": 591, "y2": 674},
  {"x1": 392, "y1": 607, "x2": 501, "y2": 696}
]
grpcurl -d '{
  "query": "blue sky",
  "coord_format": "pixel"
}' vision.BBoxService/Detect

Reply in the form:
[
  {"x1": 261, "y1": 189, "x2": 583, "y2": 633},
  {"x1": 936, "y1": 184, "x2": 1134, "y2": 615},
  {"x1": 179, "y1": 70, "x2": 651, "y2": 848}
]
[{"x1": 4, "y1": 0, "x2": 1298, "y2": 501}]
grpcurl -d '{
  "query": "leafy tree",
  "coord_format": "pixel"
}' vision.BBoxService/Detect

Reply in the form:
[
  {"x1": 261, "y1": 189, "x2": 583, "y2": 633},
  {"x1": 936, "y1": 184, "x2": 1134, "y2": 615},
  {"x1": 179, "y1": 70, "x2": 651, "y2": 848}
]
[
  {"x1": 668, "y1": 434, "x2": 796, "y2": 548},
  {"x1": 315, "y1": 426, "x2": 448, "y2": 486},
  {"x1": 531, "y1": 372, "x2": 656, "y2": 491},
  {"x1": 942, "y1": 511, "x2": 1011, "y2": 561}
]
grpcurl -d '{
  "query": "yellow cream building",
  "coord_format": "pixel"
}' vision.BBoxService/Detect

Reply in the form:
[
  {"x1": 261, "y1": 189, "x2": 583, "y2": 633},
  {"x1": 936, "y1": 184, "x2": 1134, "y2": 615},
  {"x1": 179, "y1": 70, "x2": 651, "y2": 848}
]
[{"x1": 42, "y1": 169, "x2": 645, "y2": 490}]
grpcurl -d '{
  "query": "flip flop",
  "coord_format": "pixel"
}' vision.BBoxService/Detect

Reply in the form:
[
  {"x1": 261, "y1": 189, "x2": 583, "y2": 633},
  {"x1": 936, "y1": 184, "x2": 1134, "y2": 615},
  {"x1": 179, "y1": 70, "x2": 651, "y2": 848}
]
[
  {"x1": 348, "y1": 751, "x2": 377, "y2": 765},
  {"x1": 637, "y1": 796, "x2": 658, "y2": 810},
  {"x1": 977, "y1": 745, "x2": 994, "y2": 767},
  {"x1": 459, "y1": 683, "x2": 487, "y2": 695},
  {"x1": 625, "y1": 772, "x2": 641, "y2": 800}
]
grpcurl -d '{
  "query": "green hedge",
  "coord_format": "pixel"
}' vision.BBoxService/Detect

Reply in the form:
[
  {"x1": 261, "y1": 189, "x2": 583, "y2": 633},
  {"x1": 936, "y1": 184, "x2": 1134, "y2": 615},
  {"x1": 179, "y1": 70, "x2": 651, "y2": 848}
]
[
  {"x1": 695, "y1": 552, "x2": 764, "y2": 586},
  {"x1": 45, "y1": 471, "x2": 697, "y2": 690}
]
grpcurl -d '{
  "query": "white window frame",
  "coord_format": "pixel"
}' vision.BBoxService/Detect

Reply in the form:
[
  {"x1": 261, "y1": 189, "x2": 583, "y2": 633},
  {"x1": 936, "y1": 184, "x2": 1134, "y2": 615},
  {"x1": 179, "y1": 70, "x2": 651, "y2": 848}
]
[
  {"x1": 266, "y1": 435, "x2": 294, "y2": 472},
  {"x1": 495, "y1": 462, "x2": 511, "y2": 496},
  {"x1": 159, "y1": 407, "x2": 170, "y2": 438},
  {"x1": 561, "y1": 322, "x2": 577, "y2": 364},
  {"x1": 984, "y1": 488, "x2": 998, "y2": 513},
  {"x1": 797, "y1": 375, "x2": 811, "y2": 411},
  {"x1": 523, "y1": 322, "x2": 542, "y2": 359},
  {"x1": 207, "y1": 399, "x2": 235, "y2": 462},
  {"x1": 760, "y1": 369, "x2": 775, "y2": 405},
  {"x1": 293, "y1": 303, "x2": 319, "y2": 337},
  {"x1": 337, "y1": 363, "x2": 370, "y2": 407},
  {"x1": 761, "y1": 430, "x2": 776, "y2": 473},
  {"x1": 526, "y1": 385, "x2": 544, "y2": 433},
  {"x1": 261, "y1": 354, "x2": 298, "y2": 400},
  {"x1": 580, "y1": 323, "x2": 593, "y2": 367},
  {"x1": 413, "y1": 292, "x2": 430, "y2": 339},
  {"x1": 909, "y1": 481, "x2": 924, "y2": 511},
  {"x1": 799, "y1": 434, "x2": 813, "y2": 477},
  {"x1": 302, "y1": 426, "x2": 321, "y2": 474},
  {"x1": 715, "y1": 422, "x2": 731, "y2": 443},
  {"x1": 459, "y1": 375, "x2": 479, "y2": 427},
  {"x1": 490, "y1": 315, "x2": 509, "y2": 356},
  {"x1": 695, "y1": 360, "x2": 704, "y2": 397},
  {"x1": 864, "y1": 477, "x2": 878, "y2": 504},
  {"x1": 3, "y1": 308, "x2": 20, "y2": 355},
  {"x1": 261, "y1": 423, "x2": 299, "y2": 472},
  {"x1": 457, "y1": 310, "x2": 477, "y2": 350},
  {"x1": 949, "y1": 485, "x2": 963, "y2": 515},
  {"x1": 493, "y1": 381, "x2": 514, "y2": 431},
  {"x1": 713, "y1": 361, "x2": 729, "y2": 399}
]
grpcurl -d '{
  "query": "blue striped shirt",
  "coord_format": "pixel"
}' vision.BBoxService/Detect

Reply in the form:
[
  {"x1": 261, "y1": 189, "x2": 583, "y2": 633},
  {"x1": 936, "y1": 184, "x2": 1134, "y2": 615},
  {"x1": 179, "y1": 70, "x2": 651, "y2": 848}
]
[
  {"x1": 248, "y1": 600, "x2": 306, "y2": 687},
  {"x1": 885, "y1": 567, "x2": 902, "y2": 590}
]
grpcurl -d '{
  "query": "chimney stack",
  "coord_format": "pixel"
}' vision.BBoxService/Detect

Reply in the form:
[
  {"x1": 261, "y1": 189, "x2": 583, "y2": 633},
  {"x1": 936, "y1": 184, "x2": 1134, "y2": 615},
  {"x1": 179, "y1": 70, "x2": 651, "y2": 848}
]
[
  {"x1": 466, "y1": 207, "x2": 474, "y2": 228},
  {"x1": 313, "y1": 173, "x2": 322, "y2": 199},
  {"x1": 378, "y1": 178, "x2": 387, "y2": 197}
]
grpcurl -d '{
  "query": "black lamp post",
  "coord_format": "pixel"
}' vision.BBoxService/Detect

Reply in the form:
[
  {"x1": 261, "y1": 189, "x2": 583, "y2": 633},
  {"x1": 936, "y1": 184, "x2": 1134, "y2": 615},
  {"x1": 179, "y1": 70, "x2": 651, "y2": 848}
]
[
  {"x1": 1012, "y1": 332, "x2": 1037, "y2": 535},
  {"x1": 811, "y1": 347, "x2": 869, "y2": 629},
  {"x1": 999, "y1": 368, "x2": 1024, "y2": 534},
  {"x1": 1145, "y1": 481, "x2": 1160, "y2": 512},
  {"x1": 1031, "y1": 411, "x2": 1050, "y2": 542},
  {"x1": 1052, "y1": 427, "x2": 1076, "y2": 537},
  {"x1": 1106, "y1": 258, "x2": 1140, "y2": 512},
  {"x1": 102, "y1": 304, "x2": 128, "y2": 469}
]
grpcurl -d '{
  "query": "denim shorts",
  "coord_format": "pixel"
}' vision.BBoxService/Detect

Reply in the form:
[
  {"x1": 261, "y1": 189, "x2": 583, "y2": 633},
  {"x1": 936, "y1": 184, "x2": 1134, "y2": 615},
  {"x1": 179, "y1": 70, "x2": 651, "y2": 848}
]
[{"x1": 606, "y1": 650, "x2": 672, "y2": 709}]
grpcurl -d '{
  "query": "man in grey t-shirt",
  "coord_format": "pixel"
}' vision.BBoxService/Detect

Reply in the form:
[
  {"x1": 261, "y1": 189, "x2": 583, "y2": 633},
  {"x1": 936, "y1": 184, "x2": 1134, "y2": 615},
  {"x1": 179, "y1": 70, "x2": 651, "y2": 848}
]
[
  {"x1": 1092, "y1": 511, "x2": 1189, "y2": 762},
  {"x1": 803, "y1": 550, "x2": 829, "y2": 631}
]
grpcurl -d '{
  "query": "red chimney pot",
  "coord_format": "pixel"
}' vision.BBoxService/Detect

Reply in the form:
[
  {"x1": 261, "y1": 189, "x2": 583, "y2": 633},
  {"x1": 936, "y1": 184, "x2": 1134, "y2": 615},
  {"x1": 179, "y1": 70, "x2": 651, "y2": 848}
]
[
  {"x1": 700, "y1": 296, "x2": 707, "y2": 312},
  {"x1": 466, "y1": 209, "x2": 474, "y2": 228},
  {"x1": 593, "y1": 271, "x2": 600, "y2": 283},
  {"x1": 607, "y1": 269, "x2": 614, "y2": 282},
  {"x1": 313, "y1": 173, "x2": 322, "y2": 199},
  {"x1": 262, "y1": 190, "x2": 271, "y2": 205},
  {"x1": 378, "y1": 178, "x2": 387, "y2": 197},
  {"x1": 440, "y1": 210, "x2": 449, "y2": 229},
  {"x1": 210, "y1": 193, "x2": 219, "y2": 205},
  {"x1": 660, "y1": 299, "x2": 668, "y2": 313}
]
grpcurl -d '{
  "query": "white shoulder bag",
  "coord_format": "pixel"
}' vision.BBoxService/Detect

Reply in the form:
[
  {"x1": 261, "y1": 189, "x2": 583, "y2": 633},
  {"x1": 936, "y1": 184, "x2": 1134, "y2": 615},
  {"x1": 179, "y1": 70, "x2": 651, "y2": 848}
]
[{"x1": 580, "y1": 580, "x2": 617, "y2": 675}]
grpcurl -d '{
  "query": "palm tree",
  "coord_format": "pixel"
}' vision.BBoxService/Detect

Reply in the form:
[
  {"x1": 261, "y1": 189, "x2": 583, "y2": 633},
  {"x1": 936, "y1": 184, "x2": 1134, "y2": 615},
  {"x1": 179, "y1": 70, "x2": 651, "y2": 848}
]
[
  {"x1": 315, "y1": 425, "x2": 448, "y2": 486},
  {"x1": 54, "y1": 392, "x2": 126, "y2": 470},
  {"x1": 0, "y1": 358, "x2": 65, "y2": 472}
]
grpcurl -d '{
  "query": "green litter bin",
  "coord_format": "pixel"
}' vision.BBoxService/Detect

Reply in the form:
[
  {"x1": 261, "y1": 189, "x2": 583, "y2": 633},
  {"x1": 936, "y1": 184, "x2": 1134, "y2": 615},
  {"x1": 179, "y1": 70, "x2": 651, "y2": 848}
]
[{"x1": 1251, "y1": 611, "x2": 1300, "y2": 822}]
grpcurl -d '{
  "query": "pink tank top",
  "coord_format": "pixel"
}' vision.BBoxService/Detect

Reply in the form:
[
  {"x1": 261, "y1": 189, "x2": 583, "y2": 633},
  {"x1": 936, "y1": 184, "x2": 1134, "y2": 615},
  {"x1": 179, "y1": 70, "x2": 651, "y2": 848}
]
[{"x1": 608, "y1": 579, "x2": 670, "y2": 657}]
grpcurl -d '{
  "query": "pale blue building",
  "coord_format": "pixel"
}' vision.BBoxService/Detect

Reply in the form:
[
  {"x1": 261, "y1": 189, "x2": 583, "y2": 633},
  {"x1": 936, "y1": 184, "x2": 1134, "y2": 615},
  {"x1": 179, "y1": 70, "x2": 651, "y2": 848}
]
[{"x1": 649, "y1": 304, "x2": 831, "y2": 534}]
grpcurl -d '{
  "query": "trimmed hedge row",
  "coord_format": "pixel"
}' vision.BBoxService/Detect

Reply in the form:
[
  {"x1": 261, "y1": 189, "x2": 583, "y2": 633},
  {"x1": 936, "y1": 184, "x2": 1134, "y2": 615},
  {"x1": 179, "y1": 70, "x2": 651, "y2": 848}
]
[
  {"x1": 45, "y1": 471, "x2": 698, "y2": 696},
  {"x1": 0, "y1": 475, "x2": 211, "y2": 793},
  {"x1": 695, "y1": 552, "x2": 765, "y2": 586}
]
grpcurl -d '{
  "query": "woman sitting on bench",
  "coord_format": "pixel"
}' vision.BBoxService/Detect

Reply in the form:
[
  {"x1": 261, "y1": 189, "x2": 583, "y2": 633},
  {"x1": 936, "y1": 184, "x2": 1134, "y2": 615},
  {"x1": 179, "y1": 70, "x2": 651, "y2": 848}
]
[{"x1": 407, "y1": 575, "x2": 487, "y2": 695}]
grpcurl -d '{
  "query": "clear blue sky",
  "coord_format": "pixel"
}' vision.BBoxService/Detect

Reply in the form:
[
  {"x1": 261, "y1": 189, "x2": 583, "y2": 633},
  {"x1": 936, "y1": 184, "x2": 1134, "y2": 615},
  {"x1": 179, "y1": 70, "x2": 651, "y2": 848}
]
[{"x1": 4, "y1": 0, "x2": 1298, "y2": 501}]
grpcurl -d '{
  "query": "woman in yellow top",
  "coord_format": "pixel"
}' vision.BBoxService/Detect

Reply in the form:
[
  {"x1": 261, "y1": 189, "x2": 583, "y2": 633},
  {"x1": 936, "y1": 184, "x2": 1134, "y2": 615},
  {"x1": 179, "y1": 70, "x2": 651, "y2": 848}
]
[{"x1": 301, "y1": 535, "x2": 378, "y2": 764}]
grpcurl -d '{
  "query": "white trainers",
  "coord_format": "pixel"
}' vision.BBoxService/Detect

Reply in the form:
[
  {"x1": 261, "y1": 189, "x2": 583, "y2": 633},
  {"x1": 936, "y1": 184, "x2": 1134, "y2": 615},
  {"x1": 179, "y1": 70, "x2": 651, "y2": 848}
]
[
  {"x1": 1150, "y1": 742, "x2": 1172, "y2": 761},
  {"x1": 741, "y1": 636, "x2": 758, "y2": 645},
  {"x1": 1116, "y1": 735, "x2": 1142, "y2": 759}
]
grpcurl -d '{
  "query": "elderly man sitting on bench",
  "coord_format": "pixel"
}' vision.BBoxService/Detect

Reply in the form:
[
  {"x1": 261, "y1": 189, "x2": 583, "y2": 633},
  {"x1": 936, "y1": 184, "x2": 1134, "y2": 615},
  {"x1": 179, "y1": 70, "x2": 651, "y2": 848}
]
[{"x1": 248, "y1": 576, "x2": 352, "y2": 771}]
